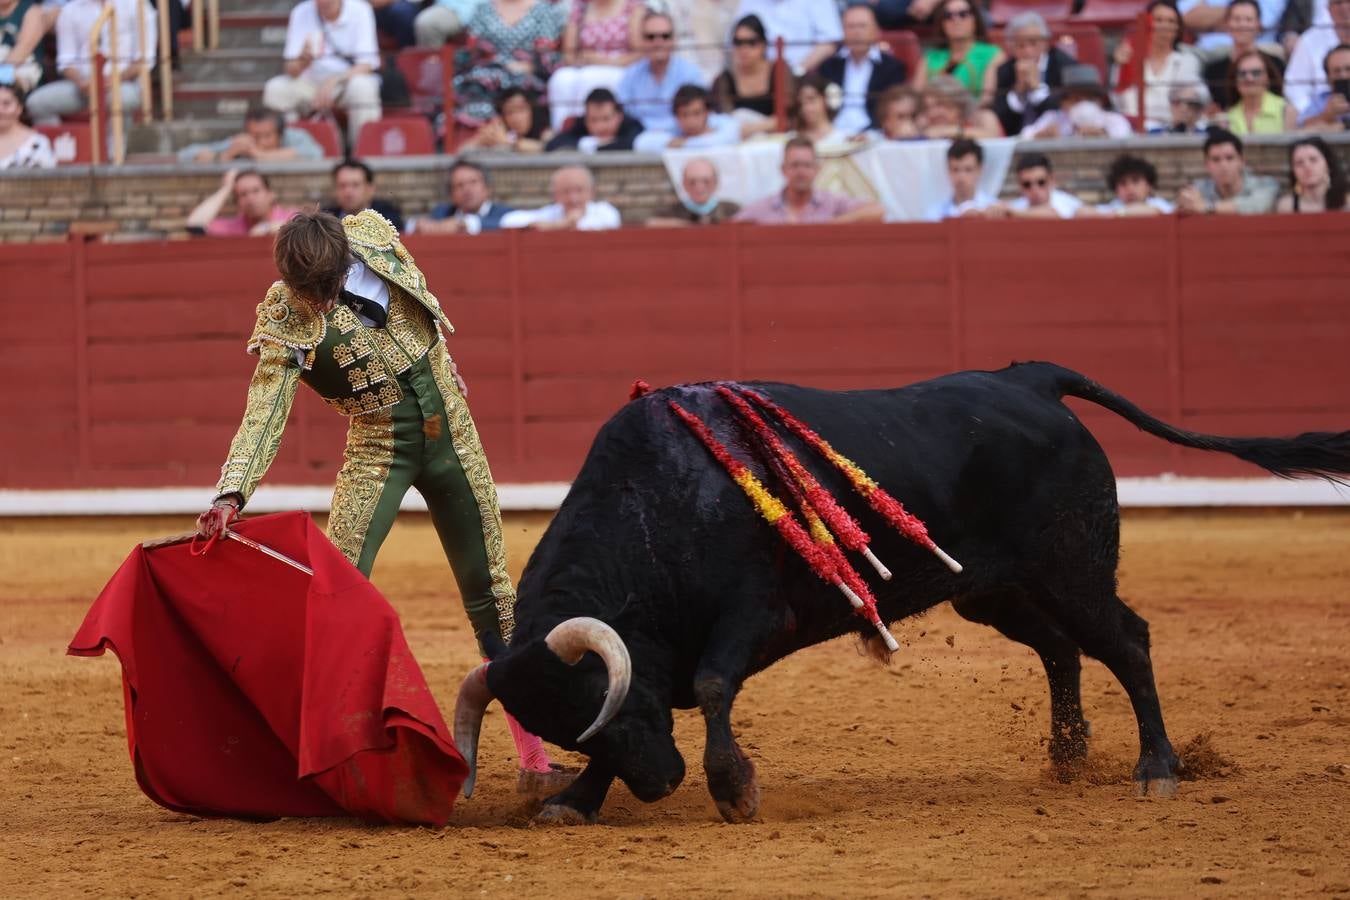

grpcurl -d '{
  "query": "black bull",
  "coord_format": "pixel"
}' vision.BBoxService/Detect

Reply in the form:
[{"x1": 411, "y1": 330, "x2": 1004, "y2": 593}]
[{"x1": 455, "y1": 362, "x2": 1350, "y2": 824}]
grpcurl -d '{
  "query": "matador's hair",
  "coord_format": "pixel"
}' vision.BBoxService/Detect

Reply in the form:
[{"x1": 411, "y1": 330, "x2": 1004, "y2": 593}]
[{"x1": 273, "y1": 211, "x2": 349, "y2": 308}]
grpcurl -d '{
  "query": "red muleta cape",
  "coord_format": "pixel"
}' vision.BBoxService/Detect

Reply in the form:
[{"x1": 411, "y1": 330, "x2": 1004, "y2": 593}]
[{"x1": 68, "y1": 510, "x2": 468, "y2": 825}]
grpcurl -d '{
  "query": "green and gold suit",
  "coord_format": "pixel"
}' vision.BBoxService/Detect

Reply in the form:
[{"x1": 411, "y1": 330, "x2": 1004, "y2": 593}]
[{"x1": 213, "y1": 211, "x2": 515, "y2": 648}]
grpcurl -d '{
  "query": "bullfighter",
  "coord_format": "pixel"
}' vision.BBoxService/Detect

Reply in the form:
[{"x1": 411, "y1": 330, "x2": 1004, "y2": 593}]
[{"x1": 197, "y1": 209, "x2": 569, "y2": 794}]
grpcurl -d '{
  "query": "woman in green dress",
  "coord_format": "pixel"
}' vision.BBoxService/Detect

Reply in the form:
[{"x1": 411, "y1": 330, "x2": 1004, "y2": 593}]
[{"x1": 913, "y1": 0, "x2": 1005, "y2": 106}]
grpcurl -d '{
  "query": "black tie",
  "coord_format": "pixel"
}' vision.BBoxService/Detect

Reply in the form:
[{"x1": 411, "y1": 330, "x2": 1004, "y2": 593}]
[{"x1": 339, "y1": 289, "x2": 388, "y2": 329}]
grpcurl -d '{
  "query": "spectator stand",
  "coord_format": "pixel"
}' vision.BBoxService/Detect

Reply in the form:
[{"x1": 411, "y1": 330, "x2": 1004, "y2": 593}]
[{"x1": 989, "y1": 0, "x2": 1076, "y2": 26}]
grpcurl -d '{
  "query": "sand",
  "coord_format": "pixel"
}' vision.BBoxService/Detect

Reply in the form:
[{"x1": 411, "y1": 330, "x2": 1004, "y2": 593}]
[{"x1": 3, "y1": 509, "x2": 1349, "y2": 898}]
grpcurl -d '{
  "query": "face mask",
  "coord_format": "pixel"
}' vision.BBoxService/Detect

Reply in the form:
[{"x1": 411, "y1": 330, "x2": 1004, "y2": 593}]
[{"x1": 681, "y1": 194, "x2": 720, "y2": 217}]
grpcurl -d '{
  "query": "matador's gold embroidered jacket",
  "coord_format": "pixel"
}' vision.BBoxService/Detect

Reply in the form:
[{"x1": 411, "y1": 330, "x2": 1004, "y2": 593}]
[{"x1": 214, "y1": 211, "x2": 456, "y2": 504}]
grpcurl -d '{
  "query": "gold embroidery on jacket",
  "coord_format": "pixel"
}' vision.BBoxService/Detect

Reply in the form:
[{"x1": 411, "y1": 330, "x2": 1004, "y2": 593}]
[
  {"x1": 427, "y1": 345, "x2": 517, "y2": 641},
  {"x1": 327, "y1": 409, "x2": 396, "y2": 566},
  {"x1": 216, "y1": 340, "x2": 301, "y2": 503}
]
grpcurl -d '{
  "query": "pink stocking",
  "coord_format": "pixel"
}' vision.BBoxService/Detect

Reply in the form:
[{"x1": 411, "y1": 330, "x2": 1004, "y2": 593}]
[{"x1": 504, "y1": 710, "x2": 553, "y2": 772}]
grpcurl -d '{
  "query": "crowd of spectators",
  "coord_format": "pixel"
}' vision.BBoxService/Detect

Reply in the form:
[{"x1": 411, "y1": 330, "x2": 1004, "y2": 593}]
[{"x1": 1, "y1": 0, "x2": 1346, "y2": 228}]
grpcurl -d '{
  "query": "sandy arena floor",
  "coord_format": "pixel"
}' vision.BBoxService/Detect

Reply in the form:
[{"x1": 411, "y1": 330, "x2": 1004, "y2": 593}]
[{"x1": 2, "y1": 509, "x2": 1349, "y2": 898}]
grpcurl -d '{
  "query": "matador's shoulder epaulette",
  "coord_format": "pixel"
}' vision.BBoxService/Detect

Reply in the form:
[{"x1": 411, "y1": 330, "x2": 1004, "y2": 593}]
[
  {"x1": 343, "y1": 209, "x2": 455, "y2": 336},
  {"x1": 246, "y1": 280, "x2": 326, "y2": 367}
]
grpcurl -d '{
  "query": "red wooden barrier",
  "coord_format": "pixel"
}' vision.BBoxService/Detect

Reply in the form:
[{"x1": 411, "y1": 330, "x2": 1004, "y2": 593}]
[{"x1": 3, "y1": 217, "x2": 1349, "y2": 491}]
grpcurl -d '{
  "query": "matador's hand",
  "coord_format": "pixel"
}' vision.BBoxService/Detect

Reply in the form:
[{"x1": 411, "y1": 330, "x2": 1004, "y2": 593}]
[{"x1": 197, "y1": 496, "x2": 241, "y2": 538}]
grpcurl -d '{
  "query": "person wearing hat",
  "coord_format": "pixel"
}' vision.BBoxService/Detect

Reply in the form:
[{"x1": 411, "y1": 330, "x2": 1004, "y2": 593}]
[{"x1": 1021, "y1": 63, "x2": 1133, "y2": 139}]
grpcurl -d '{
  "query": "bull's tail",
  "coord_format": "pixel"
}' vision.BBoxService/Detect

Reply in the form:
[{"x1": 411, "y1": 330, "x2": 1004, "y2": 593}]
[{"x1": 1026, "y1": 362, "x2": 1350, "y2": 483}]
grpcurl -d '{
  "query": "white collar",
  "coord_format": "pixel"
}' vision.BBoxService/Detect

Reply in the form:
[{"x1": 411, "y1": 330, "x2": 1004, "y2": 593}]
[{"x1": 839, "y1": 45, "x2": 882, "y2": 65}]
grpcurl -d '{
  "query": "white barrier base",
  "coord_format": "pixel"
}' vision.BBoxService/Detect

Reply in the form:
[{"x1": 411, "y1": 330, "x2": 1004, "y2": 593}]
[{"x1": 0, "y1": 477, "x2": 1346, "y2": 516}]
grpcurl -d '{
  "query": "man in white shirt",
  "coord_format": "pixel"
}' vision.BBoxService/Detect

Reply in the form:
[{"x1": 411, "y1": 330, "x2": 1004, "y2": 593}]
[
  {"x1": 732, "y1": 0, "x2": 842, "y2": 74},
  {"x1": 262, "y1": 0, "x2": 383, "y2": 144},
  {"x1": 25, "y1": 0, "x2": 156, "y2": 125},
  {"x1": 987, "y1": 152, "x2": 1082, "y2": 219},
  {"x1": 926, "y1": 138, "x2": 994, "y2": 221},
  {"x1": 1285, "y1": 0, "x2": 1350, "y2": 114},
  {"x1": 500, "y1": 165, "x2": 623, "y2": 231}
]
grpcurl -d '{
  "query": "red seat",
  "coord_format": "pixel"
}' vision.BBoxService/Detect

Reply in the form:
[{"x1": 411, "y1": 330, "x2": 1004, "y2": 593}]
[
  {"x1": 354, "y1": 116, "x2": 435, "y2": 157},
  {"x1": 395, "y1": 46, "x2": 445, "y2": 115},
  {"x1": 1074, "y1": 0, "x2": 1147, "y2": 29},
  {"x1": 289, "y1": 117, "x2": 344, "y2": 158},
  {"x1": 880, "y1": 30, "x2": 922, "y2": 83},
  {"x1": 1054, "y1": 22, "x2": 1108, "y2": 82},
  {"x1": 35, "y1": 123, "x2": 92, "y2": 165},
  {"x1": 989, "y1": 0, "x2": 1073, "y2": 26}
]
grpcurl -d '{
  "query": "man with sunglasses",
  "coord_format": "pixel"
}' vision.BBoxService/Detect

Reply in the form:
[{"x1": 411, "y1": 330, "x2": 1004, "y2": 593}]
[
  {"x1": 617, "y1": 11, "x2": 705, "y2": 136},
  {"x1": 986, "y1": 153, "x2": 1082, "y2": 219},
  {"x1": 732, "y1": 0, "x2": 843, "y2": 74}
]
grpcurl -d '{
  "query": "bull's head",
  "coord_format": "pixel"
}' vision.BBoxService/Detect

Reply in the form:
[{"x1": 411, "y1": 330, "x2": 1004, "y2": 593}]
[{"x1": 455, "y1": 617, "x2": 681, "y2": 801}]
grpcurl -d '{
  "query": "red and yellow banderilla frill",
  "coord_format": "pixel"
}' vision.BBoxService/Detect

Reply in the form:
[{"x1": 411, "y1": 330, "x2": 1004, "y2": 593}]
[{"x1": 668, "y1": 401, "x2": 900, "y2": 652}]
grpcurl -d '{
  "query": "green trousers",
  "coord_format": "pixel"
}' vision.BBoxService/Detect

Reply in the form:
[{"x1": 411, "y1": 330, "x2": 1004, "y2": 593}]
[{"x1": 326, "y1": 348, "x2": 515, "y2": 650}]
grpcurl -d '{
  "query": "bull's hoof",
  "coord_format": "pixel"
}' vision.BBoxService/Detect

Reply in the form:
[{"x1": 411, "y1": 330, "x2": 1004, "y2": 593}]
[
  {"x1": 516, "y1": 764, "x2": 580, "y2": 797},
  {"x1": 531, "y1": 803, "x2": 596, "y2": 826},
  {"x1": 714, "y1": 777, "x2": 761, "y2": 824},
  {"x1": 707, "y1": 751, "x2": 760, "y2": 824},
  {"x1": 1136, "y1": 776, "x2": 1179, "y2": 798}
]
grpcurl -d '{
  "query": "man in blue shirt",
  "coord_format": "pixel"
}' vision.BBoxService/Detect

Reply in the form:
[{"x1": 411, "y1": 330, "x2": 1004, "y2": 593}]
[{"x1": 617, "y1": 10, "x2": 705, "y2": 136}]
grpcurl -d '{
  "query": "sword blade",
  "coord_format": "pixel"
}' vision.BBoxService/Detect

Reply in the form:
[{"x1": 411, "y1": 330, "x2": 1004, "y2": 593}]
[{"x1": 224, "y1": 530, "x2": 314, "y2": 576}]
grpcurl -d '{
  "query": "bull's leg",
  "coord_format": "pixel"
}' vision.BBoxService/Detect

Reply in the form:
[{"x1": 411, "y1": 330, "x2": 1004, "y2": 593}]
[
  {"x1": 532, "y1": 759, "x2": 615, "y2": 826},
  {"x1": 694, "y1": 627, "x2": 761, "y2": 824},
  {"x1": 952, "y1": 592, "x2": 1090, "y2": 778},
  {"x1": 1033, "y1": 585, "x2": 1181, "y2": 797}
]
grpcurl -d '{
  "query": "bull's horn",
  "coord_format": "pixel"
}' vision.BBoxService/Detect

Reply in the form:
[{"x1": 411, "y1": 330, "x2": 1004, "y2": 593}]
[
  {"x1": 545, "y1": 617, "x2": 632, "y2": 743},
  {"x1": 452, "y1": 663, "x2": 494, "y2": 799}
]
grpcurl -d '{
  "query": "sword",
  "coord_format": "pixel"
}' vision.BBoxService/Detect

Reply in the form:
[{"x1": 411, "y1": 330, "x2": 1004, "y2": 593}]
[{"x1": 224, "y1": 529, "x2": 314, "y2": 576}]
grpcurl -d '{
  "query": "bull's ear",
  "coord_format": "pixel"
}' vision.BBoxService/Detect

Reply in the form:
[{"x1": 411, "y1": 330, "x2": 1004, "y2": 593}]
[{"x1": 479, "y1": 629, "x2": 508, "y2": 661}]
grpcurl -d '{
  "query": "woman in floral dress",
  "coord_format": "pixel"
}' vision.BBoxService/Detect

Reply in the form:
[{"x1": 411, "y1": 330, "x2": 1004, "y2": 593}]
[{"x1": 454, "y1": 0, "x2": 565, "y2": 127}]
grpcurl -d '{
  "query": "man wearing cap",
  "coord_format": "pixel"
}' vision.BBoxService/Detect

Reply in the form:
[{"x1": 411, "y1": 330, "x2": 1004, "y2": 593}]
[{"x1": 1021, "y1": 63, "x2": 1133, "y2": 139}]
